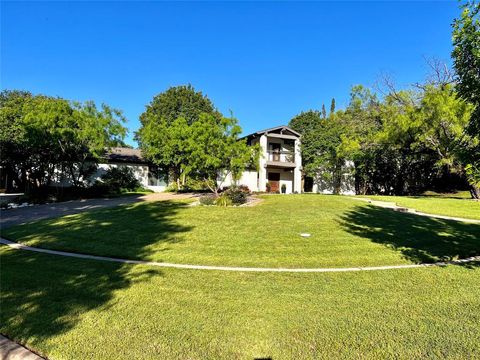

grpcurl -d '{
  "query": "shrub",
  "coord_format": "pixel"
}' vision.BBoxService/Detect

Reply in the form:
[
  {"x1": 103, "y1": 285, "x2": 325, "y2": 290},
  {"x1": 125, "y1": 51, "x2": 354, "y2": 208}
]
[
  {"x1": 266, "y1": 182, "x2": 271, "y2": 192},
  {"x1": 100, "y1": 166, "x2": 140, "y2": 193},
  {"x1": 221, "y1": 185, "x2": 250, "y2": 194},
  {"x1": 199, "y1": 194, "x2": 216, "y2": 205},
  {"x1": 215, "y1": 193, "x2": 232, "y2": 207},
  {"x1": 281, "y1": 184, "x2": 287, "y2": 194},
  {"x1": 224, "y1": 186, "x2": 248, "y2": 205}
]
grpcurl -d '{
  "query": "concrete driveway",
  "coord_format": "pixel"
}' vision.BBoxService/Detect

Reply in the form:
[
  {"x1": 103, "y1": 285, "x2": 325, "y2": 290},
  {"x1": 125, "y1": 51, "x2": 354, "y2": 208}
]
[{"x1": 0, "y1": 193, "x2": 196, "y2": 229}]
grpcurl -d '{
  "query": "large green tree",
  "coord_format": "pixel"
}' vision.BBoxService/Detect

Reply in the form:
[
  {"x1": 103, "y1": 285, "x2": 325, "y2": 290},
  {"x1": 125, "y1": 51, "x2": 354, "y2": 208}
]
[
  {"x1": 453, "y1": 1, "x2": 480, "y2": 134},
  {"x1": 188, "y1": 115, "x2": 260, "y2": 193},
  {"x1": 289, "y1": 109, "x2": 349, "y2": 194},
  {"x1": 0, "y1": 90, "x2": 127, "y2": 192},
  {"x1": 137, "y1": 86, "x2": 258, "y2": 191},
  {"x1": 452, "y1": 1, "x2": 480, "y2": 198},
  {"x1": 139, "y1": 84, "x2": 220, "y2": 127},
  {"x1": 289, "y1": 110, "x2": 322, "y2": 135},
  {"x1": 137, "y1": 85, "x2": 223, "y2": 185}
]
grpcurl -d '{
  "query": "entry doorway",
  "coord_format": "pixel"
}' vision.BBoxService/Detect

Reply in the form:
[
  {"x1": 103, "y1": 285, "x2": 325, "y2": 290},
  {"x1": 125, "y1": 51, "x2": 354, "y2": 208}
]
[{"x1": 267, "y1": 172, "x2": 280, "y2": 192}]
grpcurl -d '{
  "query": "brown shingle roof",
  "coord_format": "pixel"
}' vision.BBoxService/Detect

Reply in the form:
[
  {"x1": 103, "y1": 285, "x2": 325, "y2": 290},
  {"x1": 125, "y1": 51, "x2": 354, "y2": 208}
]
[{"x1": 104, "y1": 147, "x2": 147, "y2": 163}]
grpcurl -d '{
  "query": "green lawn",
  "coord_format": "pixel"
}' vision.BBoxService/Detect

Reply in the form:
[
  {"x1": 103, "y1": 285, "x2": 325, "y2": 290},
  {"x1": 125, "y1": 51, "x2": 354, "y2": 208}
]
[
  {"x1": 1, "y1": 247, "x2": 479, "y2": 359},
  {"x1": 3, "y1": 195, "x2": 480, "y2": 267},
  {"x1": 1, "y1": 194, "x2": 479, "y2": 359},
  {"x1": 360, "y1": 194, "x2": 480, "y2": 221}
]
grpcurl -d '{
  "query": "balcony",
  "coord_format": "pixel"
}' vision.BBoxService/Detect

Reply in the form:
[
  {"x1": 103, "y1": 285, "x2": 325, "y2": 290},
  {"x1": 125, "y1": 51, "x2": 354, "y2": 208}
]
[{"x1": 266, "y1": 150, "x2": 296, "y2": 168}]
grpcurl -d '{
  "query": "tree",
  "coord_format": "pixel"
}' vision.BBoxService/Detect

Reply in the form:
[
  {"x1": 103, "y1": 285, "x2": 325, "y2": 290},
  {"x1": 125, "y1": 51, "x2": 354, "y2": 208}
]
[
  {"x1": 139, "y1": 84, "x2": 220, "y2": 127},
  {"x1": 452, "y1": 1, "x2": 480, "y2": 134},
  {"x1": 452, "y1": 1, "x2": 480, "y2": 198},
  {"x1": 138, "y1": 112, "x2": 259, "y2": 192},
  {"x1": 415, "y1": 84, "x2": 474, "y2": 170},
  {"x1": 137, "y1": 85, "x2": 222, "y2": 185},
  {"x1": 330, "y1": 98, "x2": 336, "y2": 115},
  {"x1": 188, "y1": 115, "x2": 260, "y2": 193},
  {"x1": 321, "y1": 104, "x2": 327, "y2": 119},
  {"x1": 290, "y1": 109, "x2": 348, "y2": 194},
  {"x1": 0, "y1": 90, "x2": 32, "y2": 191},
  {"x1": 0, "y1": 90, "x2": 127, "y2": 193},
  {"x1": 289, "y1": 110, "x2": 322, "y2": 135}
]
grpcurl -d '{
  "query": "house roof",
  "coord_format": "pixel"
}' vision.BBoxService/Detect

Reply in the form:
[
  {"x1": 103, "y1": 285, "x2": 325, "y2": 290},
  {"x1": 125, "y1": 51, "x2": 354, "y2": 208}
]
[
  {"x1": 103, "y1": 147, "x2": 147, "y2": 164},
  {"x1": 243, "y1": 125, "x2": 301, "y2": 139}
]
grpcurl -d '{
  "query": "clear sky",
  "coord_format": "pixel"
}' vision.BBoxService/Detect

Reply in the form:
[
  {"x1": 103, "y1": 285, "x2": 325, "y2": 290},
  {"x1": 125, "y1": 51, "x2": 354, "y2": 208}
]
[{"x1": 1, "y1": 1, "x2": 459, "y2": 146}]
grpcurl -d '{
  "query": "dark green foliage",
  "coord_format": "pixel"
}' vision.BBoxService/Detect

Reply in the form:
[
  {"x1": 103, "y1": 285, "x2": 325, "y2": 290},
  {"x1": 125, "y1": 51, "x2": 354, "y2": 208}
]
[
  {"x1": 223, "y1": 186, "x2": 248, "y2": 205},
  {"x1": 199, "y1": 186, "x2": 249, "y2": 206},
  {"x1": 100, "y1": 166, "x2": 141, "y2": 193},
  {"x1": 199, "y1": 194, "x2": 216, "y2": 205},
  {"x1": 138, "y1": 86, "x2": 259, "y2": 193},
  {"x1": 289, "y1": 110, "x2": 322, "y2": 135},
  {"x1": 330, "y1": 98, "x2": 336, "y2": 115},
  {"x1": 290, "y1": 82, "x2": 476, "y2": 196},
  {"x1": 452, "y1": 1, "x2": 480, "y2": 197},
  {"x1": 139, "y1": 84, "x2": 220, "y2": 127},
  {"x1": 0, "y1": 90, "x2": 127, "y2": 195},
  {"x1": 452, "y1": 1, "x2": 480, "y2": 135}
]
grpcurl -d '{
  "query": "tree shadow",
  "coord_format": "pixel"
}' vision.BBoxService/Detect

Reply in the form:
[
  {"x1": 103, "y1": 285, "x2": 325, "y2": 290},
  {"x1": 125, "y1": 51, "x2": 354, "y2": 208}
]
[
  {"x1": 339, "y1": 204, "x2": 480, "y2": 264},
  {"x1": 2, "y1": 200, "x2": 193, "y2": 260},
  {"x1": 0, "y1": 200, "x2": 192, "y2": 356}
]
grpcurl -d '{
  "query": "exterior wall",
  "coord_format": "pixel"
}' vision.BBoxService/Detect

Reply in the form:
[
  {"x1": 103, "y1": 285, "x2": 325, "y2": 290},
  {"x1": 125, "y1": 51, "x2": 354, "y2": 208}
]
[
  {"x1": 246, "y1": 132, "x2": 303, "y2": 194},
  {"x1": 266, "y1": 169, "x2": 294, "y2": 194},
  {"x1": 258, "y1": 135, "x2": 268, "y2": 192},
  {"x1": 311, "y1": 160, "x2": 355, "y2": 195},
  {"x1": 220, "y1": 170, "x2": 259, "y2": 192},
  {"x1": 293, "y1": 137, "x2": 302, "y2": 193},
  {"x1": 92, "y1": 162, "x2": 167, "y2": 192}
]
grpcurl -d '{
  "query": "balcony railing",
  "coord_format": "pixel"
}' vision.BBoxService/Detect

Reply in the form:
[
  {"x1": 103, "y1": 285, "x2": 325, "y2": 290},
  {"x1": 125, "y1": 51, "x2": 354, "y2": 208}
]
[{"x1": 267, "y1": 150, "x2": 295, "y2": 163}]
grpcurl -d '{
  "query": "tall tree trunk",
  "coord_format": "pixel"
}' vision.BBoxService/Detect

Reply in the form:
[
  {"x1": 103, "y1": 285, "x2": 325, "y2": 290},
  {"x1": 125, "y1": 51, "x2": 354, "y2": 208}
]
[{"x1": 470, "y1": 185, "x2": 480, "y2": 199}]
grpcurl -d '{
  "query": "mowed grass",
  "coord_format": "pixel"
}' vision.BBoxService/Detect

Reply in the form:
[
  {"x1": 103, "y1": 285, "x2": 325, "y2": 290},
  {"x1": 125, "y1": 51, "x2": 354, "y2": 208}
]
[
  {"x1": 360, "y1": 194, "x2": 480, "y2": 221},
  {"x1": 1, "y1": 247, "x2": 480, "y2": 359},
  {"x1": 3, "y1": 195, "x2": 480, "y2": 267}
]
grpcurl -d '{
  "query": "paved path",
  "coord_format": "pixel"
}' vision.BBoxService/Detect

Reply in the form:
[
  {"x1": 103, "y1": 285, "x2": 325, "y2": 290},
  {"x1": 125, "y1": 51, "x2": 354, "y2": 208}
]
[
  {"x1": 0, "y1": 335, "x2": 44, "y2": 360},
  {"x1": 2, "y1": 238, "x2": 479, "y2": 273},
  {"x1": 352, "y1": 197, "x2": 480, "y2": 224},
  {"x1": 0, "y1": 193, "x2": 196, "y2": 229}
]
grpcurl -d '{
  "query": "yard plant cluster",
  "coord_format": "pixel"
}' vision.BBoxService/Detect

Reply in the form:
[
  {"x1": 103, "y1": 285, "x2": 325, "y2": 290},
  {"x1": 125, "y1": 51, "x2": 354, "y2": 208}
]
[{"x1": 199, "y1": 185, "x2": 250, "y2": 206}]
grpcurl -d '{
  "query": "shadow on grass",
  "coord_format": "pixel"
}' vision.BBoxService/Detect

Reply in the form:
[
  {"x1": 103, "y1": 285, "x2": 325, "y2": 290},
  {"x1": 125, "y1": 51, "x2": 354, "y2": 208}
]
[
  {"x1": 339, "y1": 205, "x2": 480, "y2": 265},
  {"x1": 2, "y1": 200, "x2": 193, "y2": 260},
  {"x1": 0, "y1": 201, "x2": 192, "y2": 355}
]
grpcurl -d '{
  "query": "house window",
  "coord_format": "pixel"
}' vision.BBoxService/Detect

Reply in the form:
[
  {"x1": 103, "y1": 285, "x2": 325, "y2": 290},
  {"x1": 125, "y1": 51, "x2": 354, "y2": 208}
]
[{"x1": 148, "y1": 166, "x2": 167, "y2": 186}]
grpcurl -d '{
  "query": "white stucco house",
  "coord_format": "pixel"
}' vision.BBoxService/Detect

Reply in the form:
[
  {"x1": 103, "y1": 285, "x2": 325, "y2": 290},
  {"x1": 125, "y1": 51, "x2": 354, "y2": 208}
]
[
  {"x1": 92, "y1": 147, "x2": 168, "y2": 192},
  {"x1": 91, "y1": 125, "x2": 353, "y2": 195},
  {"x1": 222, "y1": 125, "x2": 303, "y2": 194}
]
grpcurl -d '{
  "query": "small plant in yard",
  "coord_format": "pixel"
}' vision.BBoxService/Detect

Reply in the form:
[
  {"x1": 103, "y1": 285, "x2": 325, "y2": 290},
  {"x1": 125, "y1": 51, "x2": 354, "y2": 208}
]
[
  {"x1": 100, "y1": 166, "x2": 141, "y2": 193},
  {"x1": 266, "y1": 182, "x2": 271, "y2": 192},
  {"x1": 215, "y1": 193, "x2": 232, "y2": 206},
  {"x1": 224, "y1": 186, "x2": 249, "y2": 205},
  {"x1": 199, "y1": 194, "x2": 216, "y2": 205},
  {"x1": 281, "y1": 184, "x2": 287, "y2": 194}
]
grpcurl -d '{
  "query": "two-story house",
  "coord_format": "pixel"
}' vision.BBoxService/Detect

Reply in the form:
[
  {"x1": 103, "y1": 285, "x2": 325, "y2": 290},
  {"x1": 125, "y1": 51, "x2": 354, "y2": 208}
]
[
  {"x1": 222, "y1": 125, "x2": 302, "y2": 194},
  {"x1": 91, "y1": 125, "x2": 302, "y2": 194}
]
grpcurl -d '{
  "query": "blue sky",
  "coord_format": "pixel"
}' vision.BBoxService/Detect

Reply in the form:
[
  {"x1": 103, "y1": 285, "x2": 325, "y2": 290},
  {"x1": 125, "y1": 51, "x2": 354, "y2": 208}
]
[{"x1": 2, "y1": 1, "x2": 459, "y2": 146}]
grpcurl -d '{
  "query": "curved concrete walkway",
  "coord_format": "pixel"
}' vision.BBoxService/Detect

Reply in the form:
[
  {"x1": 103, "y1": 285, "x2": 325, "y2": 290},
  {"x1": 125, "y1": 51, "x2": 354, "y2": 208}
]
[
  {"x1": 352, "y1": 197, "x2": 480, "y2": 224},
  {"x1": 2, "y1": 238, "x2": 479, "y2": 273},
  {"x1": 0, "y1": 335, "x2": 44, "y2": 360}
]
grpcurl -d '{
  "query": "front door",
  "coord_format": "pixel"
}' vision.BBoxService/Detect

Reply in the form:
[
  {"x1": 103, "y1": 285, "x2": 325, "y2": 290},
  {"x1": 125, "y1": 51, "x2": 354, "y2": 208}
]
[{"x1": 268, "y1": 172, "x2": 280, "y2": 192}]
